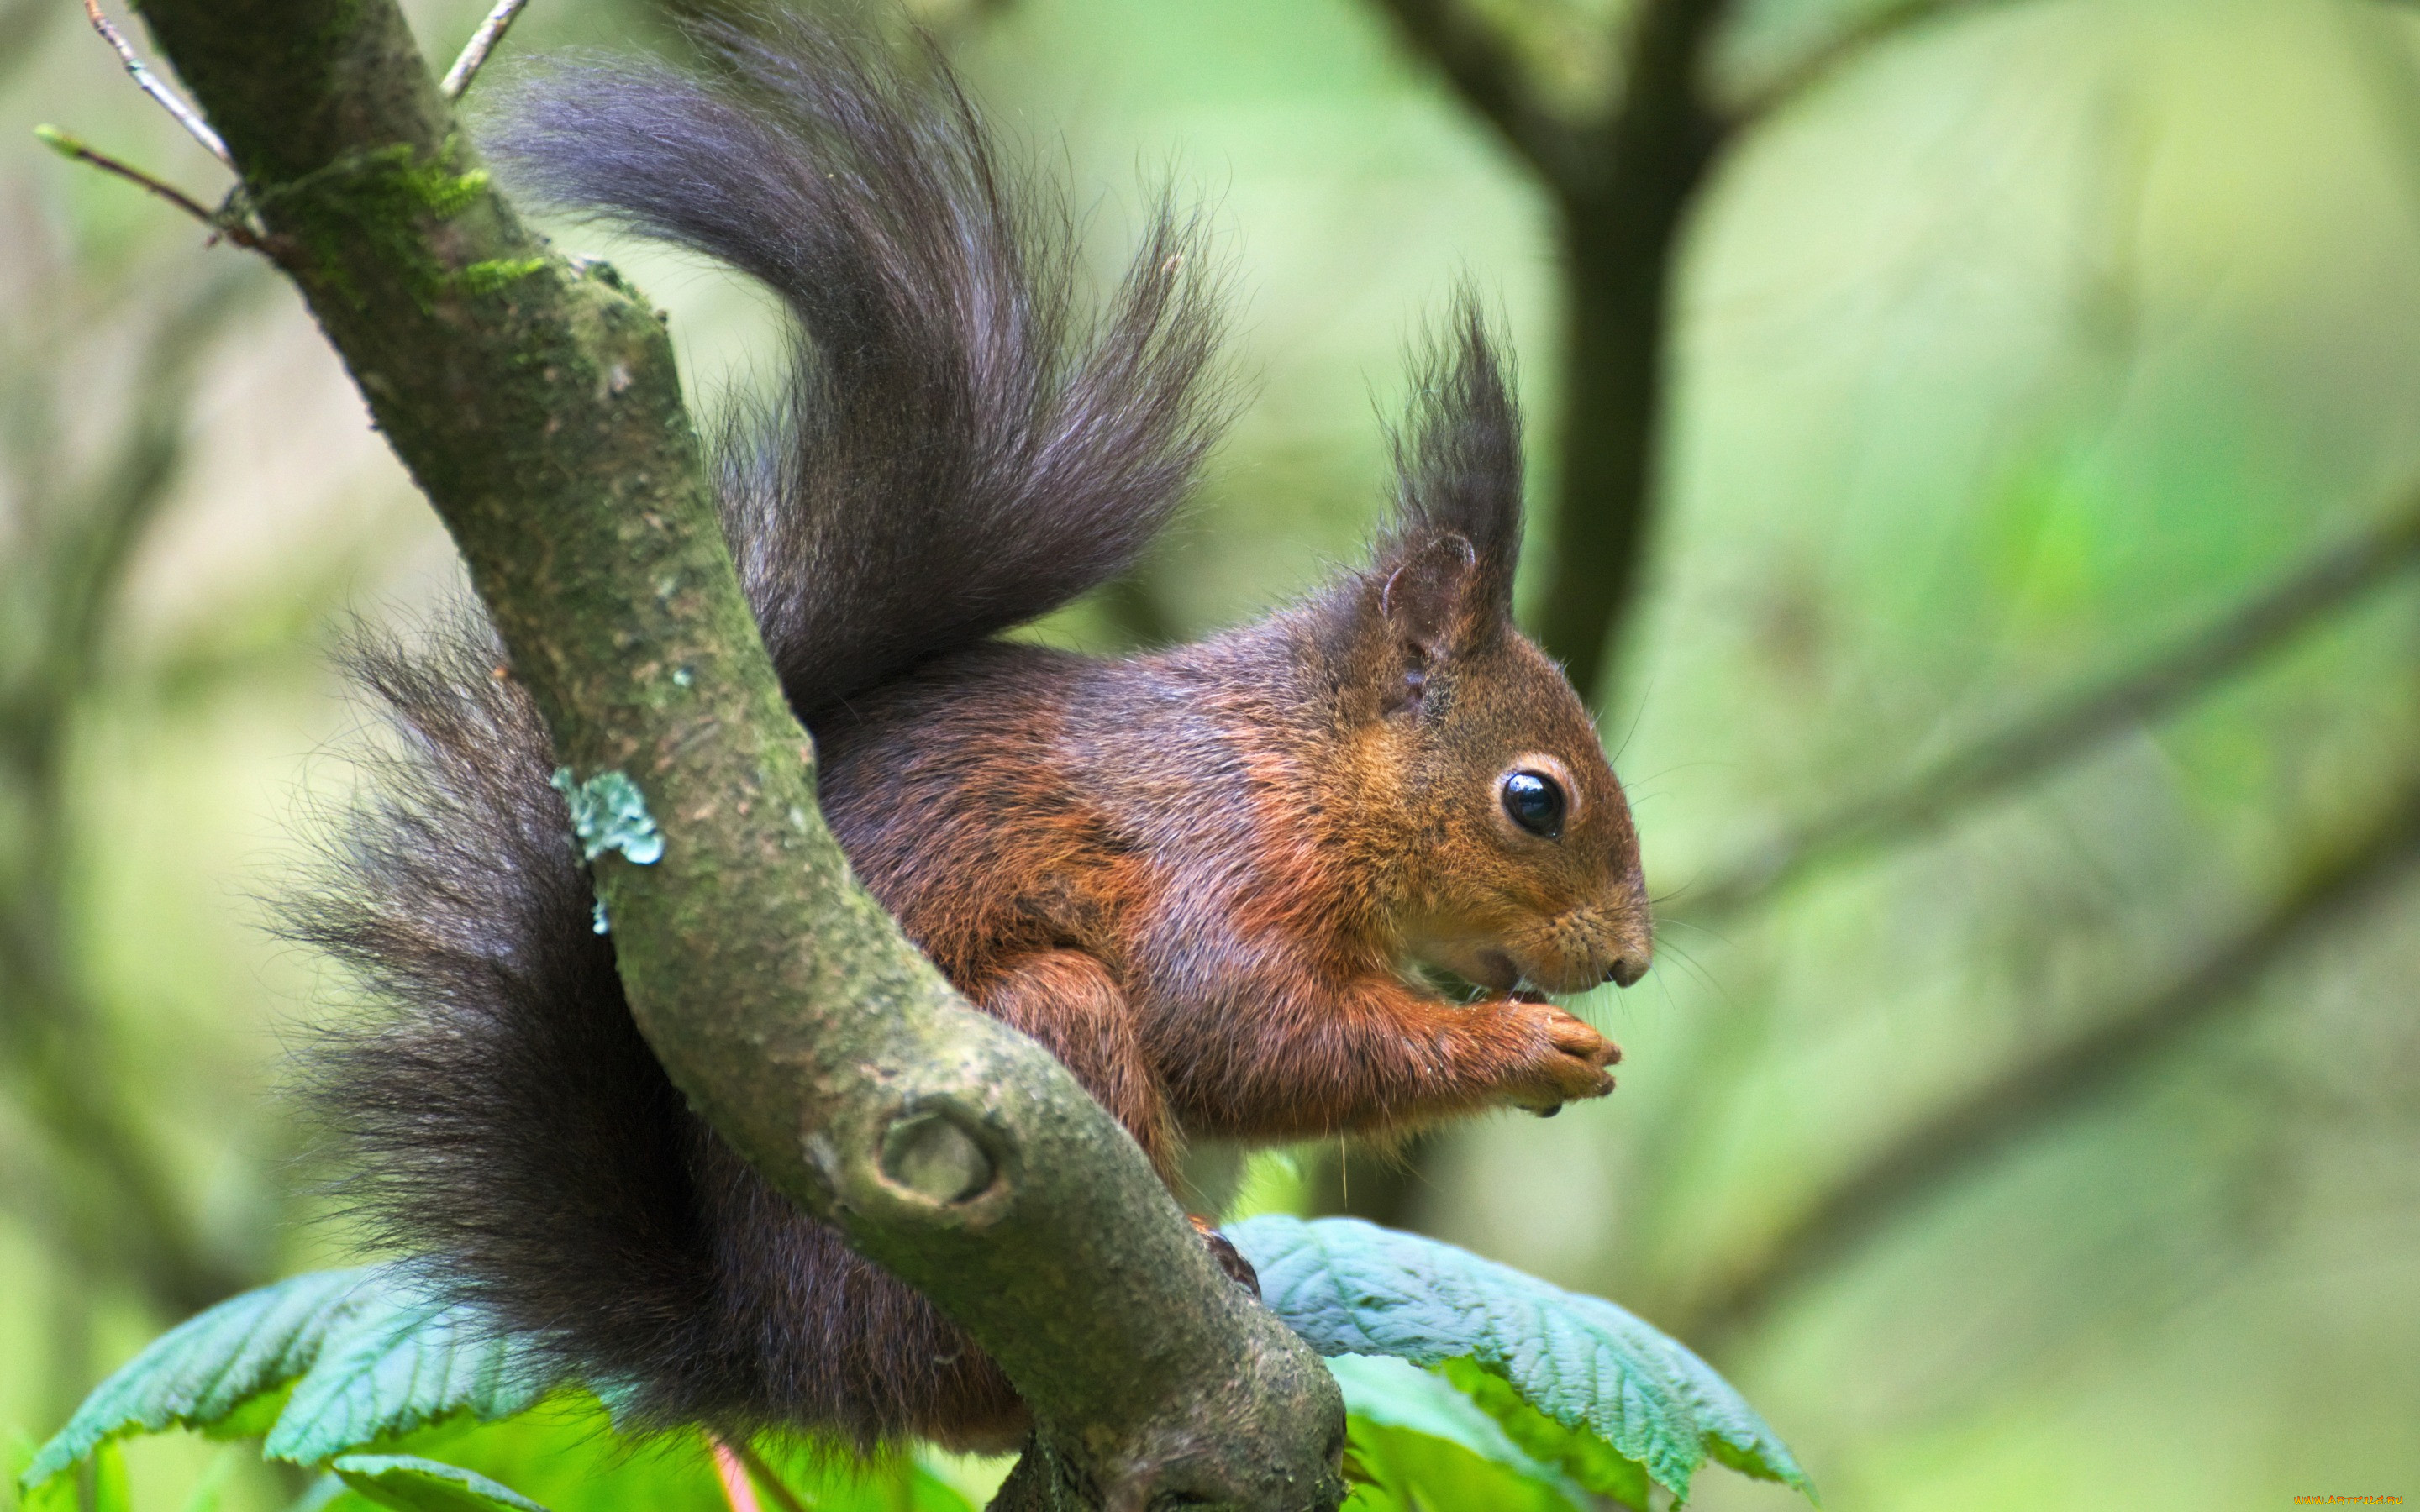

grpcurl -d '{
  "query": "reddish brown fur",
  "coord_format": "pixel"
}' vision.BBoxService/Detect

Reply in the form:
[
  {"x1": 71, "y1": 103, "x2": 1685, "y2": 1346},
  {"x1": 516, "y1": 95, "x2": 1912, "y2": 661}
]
[
  {"x1": 818, "y1": 575, "x2": 1646, "y2": 1159},
  {"x1": 802, "y1": 509, "x2": 1649, "y2": 1445}
]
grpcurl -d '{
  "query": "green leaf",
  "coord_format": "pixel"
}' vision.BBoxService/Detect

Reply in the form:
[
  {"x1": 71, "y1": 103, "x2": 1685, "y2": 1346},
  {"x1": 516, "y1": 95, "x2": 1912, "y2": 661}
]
[
  {"x1": 914, "y1": 1449, "x2": 1014, "y2": 1509},
  {"x1": 14, "y1": 1472, "x2": 77, "y2": 1512},
  {"x1": 331, "y1": 1455, "x2": 549, "y2": 1512},
  {"x1": 365, "y1": 1394, "x2": 723, "y2": 1512},
  {"x1": 176, "y1": 1443, "x2": 250, "y2": 1512},
  {"x1": 92, "y1": 1442, "x2": 129, "y2": 1512},
  {"x1": 8, "y1": 1429, "x2": 77, "y2": 1512},
  {"x1": 1328, "y1": 1355, "x2": 1573, "y2": 1493},
  {"x1": 34, "y1": 1225, "x2": 1808, "y2": 1509},
  {"x1": 1343, "y1": 1417, "x2": 1581, "y2": 1512},
  {"x1": 19, "y1": 1269, "x2": 373, "y2": 1488},
  {"x1": 1229, "y1": 1215, "x2": 1816, "y2": 1504},
  {"x1": 202, "y1": 1383, "x2": 295, "y2": 1442},
  {"x1": 1438, "y1": 1358, "x2": 1651, "y2": 1510},
  {"x1": 1333, "y1": 1354, "x2": 1653, "y2": 1509},
  {"x1": 388, "y1": 1394, "x2": 970, "y2": 1512},
  {"x1": 749, "y1": 1431, "x2": 977, "y2": 1512},
  {"x1": 260, "y1": 1281, "x2": 550, "y2": 1462},
  {"x1": 19, "y1": 1266, "x2": 561, "y2": 1492}
]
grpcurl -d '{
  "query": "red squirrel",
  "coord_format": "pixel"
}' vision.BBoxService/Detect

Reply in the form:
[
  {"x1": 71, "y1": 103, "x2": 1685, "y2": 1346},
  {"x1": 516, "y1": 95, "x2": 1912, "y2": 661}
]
[{"x1": 293, "y1": 13, "x2": 1649, "y2": 1456}]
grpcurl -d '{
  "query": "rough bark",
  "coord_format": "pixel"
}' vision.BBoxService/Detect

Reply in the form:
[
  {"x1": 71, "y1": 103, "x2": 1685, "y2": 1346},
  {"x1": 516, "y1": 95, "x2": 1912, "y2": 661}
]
[{"x1": 126, "y1": 3, "x2": 1344, "y2": 1506}]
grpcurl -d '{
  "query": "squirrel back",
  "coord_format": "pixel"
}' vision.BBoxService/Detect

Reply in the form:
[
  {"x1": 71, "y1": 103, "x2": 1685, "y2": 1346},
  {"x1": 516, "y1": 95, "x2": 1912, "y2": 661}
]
[{"x1": 292, "y1": 12, "x2": 1648, "y2": 1456}]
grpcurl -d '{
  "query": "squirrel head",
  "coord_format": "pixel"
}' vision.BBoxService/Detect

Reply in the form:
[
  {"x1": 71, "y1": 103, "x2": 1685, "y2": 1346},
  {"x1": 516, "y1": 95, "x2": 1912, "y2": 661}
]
[{"x1": 1316, "y1": 305, "x2": 1651, "y2": 996}]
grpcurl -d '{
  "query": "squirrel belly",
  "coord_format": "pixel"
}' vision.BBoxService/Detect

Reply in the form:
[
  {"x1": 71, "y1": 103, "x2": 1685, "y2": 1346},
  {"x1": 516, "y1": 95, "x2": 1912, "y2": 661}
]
[{"x1": 292, "y1": 11, "x2": 1649, "y2": 1457}]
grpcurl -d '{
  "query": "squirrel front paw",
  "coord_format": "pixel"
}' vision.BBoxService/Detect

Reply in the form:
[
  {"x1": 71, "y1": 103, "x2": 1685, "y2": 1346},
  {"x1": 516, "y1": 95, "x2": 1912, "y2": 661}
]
[{"x1": 1494, "y1": 995, "x2": 1620, "y2": 1115}]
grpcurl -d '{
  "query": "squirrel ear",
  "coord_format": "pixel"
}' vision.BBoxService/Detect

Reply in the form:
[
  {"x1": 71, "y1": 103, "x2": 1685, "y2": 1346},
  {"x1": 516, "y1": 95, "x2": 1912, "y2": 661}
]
[
  {"x1": 1379, "y1": 533, "x2": 1481, "y2": 659},
  {"x1": 1380, "y1": 298, "x2": 1523, "y2": 636}
]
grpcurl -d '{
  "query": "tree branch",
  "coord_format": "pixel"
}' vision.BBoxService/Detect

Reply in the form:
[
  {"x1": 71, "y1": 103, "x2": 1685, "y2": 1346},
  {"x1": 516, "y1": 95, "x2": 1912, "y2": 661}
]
[
  {"x1": 1726, "y1": 0, "x2": 2002, "y2": 128},
  {"x1": 125, "y1": 3, "x2": 1342, "y2": 1506},
  {"x1": 1678, "y1": 785, "x2": 2420, "y2": 1348},
  {"x1": 1526, "y1": 0, "x2": 1732, "y2": 704},
  {"x1": 1365, "y1": 0, "x2": 1602, "y2": 189},
  {"x1": 1674, "y1": 486, "x2": 2420, "y2": 926}
]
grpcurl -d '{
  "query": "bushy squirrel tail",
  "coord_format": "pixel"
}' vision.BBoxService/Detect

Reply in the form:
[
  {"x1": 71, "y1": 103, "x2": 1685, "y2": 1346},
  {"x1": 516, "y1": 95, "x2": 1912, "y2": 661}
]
[
  {"x1": 489, "y1": 12, "x2": 1228, "y2": 712},
  {"x1": 286, "y1": 14, "x2": 1227, "y2": 1442}
]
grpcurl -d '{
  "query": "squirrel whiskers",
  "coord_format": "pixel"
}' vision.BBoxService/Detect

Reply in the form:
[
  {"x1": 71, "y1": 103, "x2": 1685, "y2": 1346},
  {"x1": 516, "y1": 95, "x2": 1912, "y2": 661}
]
[{"x1": 287, "y1": 11, "x2": 1649, "y2": 1455}]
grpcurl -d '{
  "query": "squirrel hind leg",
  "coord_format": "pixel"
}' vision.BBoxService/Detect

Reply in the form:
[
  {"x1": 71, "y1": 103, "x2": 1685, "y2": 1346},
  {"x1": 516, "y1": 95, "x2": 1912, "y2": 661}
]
[{"x1": 978, "y1": 953, "x2": 1257, "y2": 1297}]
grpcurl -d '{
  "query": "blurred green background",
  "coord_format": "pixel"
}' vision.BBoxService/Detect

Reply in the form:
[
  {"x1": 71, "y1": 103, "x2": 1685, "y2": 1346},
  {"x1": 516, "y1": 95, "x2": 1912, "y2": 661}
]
[{"x1": 4, "y1": 0, "x2": 2417, "y2": 1507}]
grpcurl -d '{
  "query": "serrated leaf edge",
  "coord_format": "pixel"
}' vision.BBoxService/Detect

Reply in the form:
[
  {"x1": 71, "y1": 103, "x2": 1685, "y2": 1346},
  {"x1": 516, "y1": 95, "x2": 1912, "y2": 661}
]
[
  {"x1": 21, "y1": 1265, "x2": 565, "y2": 1491},
  {"x1": 261, "y1": 1286, "x2": 551, "y2": 1462},
  {"x1": 1231, "y1": 1215, "x2": 1815, "y2": 1503},
  {"x1": 332, "y1": 1452, "x2": 552, "y2": 1512},
  {"x1": 19, "y1": 1269, "x2": 377, "y2": 1490}
]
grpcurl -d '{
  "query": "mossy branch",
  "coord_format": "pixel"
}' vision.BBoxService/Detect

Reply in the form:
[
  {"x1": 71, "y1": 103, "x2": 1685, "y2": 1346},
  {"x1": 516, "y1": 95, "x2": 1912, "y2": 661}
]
[{"x1": 120, "y1": 2, "x2": 1343, "y2": 1506}]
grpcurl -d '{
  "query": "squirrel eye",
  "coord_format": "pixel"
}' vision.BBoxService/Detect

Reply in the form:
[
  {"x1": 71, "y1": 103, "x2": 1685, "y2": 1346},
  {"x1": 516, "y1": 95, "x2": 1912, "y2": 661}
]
[{"x1": 1501, "y1": 770, "x2": 1565, "y2": 840}]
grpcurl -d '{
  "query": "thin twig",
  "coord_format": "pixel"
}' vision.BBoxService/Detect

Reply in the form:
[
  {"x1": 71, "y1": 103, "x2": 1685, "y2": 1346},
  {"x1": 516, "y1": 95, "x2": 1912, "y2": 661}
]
[
  {"x1": 35, "y1": 126, "x2": 218, "y2": 230},
  {"x1": 82, "y1": 0, "x2": 229, "y2": 165},
  {"x1": 1675, "y1": 485, "x2": 2420, "y2": 926},
  {"x1": 439, "y1": 0, "x2": 533, "y2": 100},
  {"x1": 34, "y1": 127, "x2": 287, "y2": 263},
  {"x1": 1681, "y1": 785, "x2": 2420, "y2": 1348},
  {"x1": 729, "y1": 1441, "x2": 813, "y2": 1512}
]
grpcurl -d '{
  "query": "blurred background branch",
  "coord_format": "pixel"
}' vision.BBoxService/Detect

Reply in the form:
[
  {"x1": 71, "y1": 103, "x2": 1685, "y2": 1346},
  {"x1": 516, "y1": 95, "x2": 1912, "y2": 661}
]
[
  {"x1": 1370, "y1": 0, "x2": 1733, "y2": 705},
  {"x1": 1362, "y1": 0, "x2": 2019, "y2": 709},
  {"x1": 1365, "y1": 0, "x2": 1606, "y2": 186},
  {"x1": 1675, "y1": 481, "x2": 2420, "y2": 927},
  {"x1": 1680, "y1": 784, "x2": 2420, "y2": 1351},
  {"x1": 0, "y1": 265, "x2": 275, "y2": 1420},
  {"x1": 1728, "y1": 0, "x2": 2006, "y2": 125}
]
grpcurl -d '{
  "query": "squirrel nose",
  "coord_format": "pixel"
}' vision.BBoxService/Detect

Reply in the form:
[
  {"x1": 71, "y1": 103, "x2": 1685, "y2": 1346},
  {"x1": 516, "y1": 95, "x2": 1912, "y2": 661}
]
[{"x1": 1604, "y1": 956, "x2": 1647, "y2": 989}]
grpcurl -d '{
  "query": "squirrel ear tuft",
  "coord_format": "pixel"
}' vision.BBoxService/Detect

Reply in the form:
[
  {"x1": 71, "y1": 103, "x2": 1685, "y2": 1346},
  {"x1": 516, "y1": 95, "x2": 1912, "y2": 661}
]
[
  {"x1": 1380, "y1": 533, "x2": 1480, "y2": 657},
  {"x1": 1377, "y1": 294, "x2": 1523, "y2": 633}
]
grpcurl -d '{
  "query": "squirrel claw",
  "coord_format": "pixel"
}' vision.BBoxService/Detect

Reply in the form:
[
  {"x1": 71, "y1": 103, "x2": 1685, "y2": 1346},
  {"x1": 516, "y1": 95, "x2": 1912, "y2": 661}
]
[
  {"x1": 1499, "y1": 998, "x2": 1619, "y2": 1109},
  {"x1": 1190, "y1": 1215, "x2": 1262, "y2": 1299}
]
